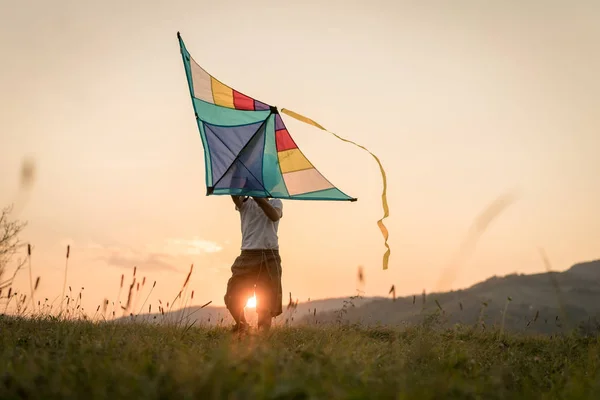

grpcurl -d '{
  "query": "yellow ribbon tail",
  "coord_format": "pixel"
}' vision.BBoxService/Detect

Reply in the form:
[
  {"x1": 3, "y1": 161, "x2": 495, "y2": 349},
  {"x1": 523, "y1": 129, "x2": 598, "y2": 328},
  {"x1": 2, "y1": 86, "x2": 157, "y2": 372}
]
[{"x1": 281, "y1": 108, "x2": 390, "y2": 270}]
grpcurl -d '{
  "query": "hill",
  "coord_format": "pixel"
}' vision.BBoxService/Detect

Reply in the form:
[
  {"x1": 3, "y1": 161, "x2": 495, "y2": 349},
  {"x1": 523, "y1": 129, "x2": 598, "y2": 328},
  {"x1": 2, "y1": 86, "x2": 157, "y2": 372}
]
[
  {"x1": 125, "y1": 260, "x2": 600, "y2": 335},
  {"x1": 306, "y1": 260, "x2": 600, "y2": 334},
  {"x1": 123, "y1": 295, "x2": 382, "y2": 327}
]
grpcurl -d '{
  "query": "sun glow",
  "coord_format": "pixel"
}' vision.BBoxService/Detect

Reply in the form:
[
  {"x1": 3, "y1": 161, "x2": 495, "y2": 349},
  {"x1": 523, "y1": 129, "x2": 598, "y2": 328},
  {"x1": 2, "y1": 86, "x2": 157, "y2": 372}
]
[{"x1": 246, "y1": 295, "x2": 257, "y2": 308}]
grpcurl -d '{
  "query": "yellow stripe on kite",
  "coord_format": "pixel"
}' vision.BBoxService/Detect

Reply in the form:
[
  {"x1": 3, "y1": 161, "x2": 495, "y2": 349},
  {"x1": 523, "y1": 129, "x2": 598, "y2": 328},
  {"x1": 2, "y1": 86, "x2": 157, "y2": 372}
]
[
  {"x1": 211, "y1": 77, "x2": 235, "y2": 108},
  {"x1": 281, "y1": 108, "x2": 391, "y2": 270},
  {"x1": 278, "y1": 148, "x2": 313, "y2": 174}
]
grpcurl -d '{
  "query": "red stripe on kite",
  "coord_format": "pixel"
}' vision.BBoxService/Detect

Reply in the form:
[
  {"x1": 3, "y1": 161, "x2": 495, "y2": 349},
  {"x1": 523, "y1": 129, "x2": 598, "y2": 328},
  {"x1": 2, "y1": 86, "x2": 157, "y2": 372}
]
[
  {"x1": 276, "y1": 129, "x2": 297, "y2": 151},
  {"x1": 233, "y1": 90, "x2": 255, "y2": 110}
]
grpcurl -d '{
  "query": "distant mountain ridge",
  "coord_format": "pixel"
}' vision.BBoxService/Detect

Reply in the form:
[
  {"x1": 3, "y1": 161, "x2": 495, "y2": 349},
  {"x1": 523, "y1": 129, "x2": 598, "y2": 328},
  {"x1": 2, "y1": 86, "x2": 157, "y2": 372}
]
[
  {"x1": 304, "y1": 259, "x2": 600, "y2": 334},
  {"x1": 122, "y1": 295, "x2": 382, "y2": 327},
  {"x1": 123, "y1": 259, "x2": 600, "y2": 334}
]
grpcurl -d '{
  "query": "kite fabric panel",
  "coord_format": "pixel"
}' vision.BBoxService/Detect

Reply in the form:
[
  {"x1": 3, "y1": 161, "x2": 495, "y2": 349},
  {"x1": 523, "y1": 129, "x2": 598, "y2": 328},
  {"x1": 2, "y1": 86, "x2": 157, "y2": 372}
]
[{"x1": 176, "y1": 32, "x2": 390, "y2": 269}]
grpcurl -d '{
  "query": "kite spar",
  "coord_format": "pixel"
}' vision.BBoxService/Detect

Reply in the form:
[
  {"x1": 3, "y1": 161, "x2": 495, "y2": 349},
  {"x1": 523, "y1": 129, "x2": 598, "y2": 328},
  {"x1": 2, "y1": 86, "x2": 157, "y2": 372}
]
[{"x1": 176, "y1": 32, "x2": 390, "y2": 269}]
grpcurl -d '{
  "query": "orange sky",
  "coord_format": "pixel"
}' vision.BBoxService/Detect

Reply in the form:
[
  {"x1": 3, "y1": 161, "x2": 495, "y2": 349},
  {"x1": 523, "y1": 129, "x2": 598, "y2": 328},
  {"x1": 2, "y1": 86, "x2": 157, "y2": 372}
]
[{"x1": 1, "y1": 0, "x2": 599, "y2": 315}]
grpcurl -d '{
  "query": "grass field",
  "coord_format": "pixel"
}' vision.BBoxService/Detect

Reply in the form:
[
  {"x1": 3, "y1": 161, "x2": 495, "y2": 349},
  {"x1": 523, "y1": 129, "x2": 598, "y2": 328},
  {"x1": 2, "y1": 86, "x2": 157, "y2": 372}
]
[{"x1": 1, "y1": 315, "x2": 599, "y2": 399}]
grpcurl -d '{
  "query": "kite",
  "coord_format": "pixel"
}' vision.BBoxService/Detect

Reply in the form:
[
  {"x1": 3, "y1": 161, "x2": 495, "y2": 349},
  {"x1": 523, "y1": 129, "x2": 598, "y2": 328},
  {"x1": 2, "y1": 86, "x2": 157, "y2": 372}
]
[{"x1": 176, "y1": 32, "x2": 390, "y2": 269}]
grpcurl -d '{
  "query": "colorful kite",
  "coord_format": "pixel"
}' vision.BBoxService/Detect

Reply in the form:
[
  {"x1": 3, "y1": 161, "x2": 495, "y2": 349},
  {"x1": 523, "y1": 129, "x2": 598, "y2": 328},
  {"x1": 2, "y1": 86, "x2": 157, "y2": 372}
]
[{"x1": 177, "y1": 32, "x2": 390, "y2": 269}]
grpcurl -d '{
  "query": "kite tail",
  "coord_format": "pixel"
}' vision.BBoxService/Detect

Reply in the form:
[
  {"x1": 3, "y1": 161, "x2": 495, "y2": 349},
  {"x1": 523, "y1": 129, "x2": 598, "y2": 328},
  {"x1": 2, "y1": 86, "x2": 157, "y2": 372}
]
[{"x1": 281, "y1": 108, "x2": 390, "y2": 270}]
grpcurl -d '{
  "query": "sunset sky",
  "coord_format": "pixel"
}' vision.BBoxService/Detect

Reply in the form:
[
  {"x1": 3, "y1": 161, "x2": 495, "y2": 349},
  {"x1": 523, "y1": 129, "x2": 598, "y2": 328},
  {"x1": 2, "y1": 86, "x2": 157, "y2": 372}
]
[{"x1": 1, "y1": 0, "x2": 599, "y2": 315}]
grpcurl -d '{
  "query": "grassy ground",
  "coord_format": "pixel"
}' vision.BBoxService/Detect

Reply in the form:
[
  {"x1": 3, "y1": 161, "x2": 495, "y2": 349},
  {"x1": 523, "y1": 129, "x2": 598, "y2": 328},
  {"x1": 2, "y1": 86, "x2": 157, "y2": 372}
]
[{"x1": 1, "y1": 316, "x2": 599, "y2": 399}]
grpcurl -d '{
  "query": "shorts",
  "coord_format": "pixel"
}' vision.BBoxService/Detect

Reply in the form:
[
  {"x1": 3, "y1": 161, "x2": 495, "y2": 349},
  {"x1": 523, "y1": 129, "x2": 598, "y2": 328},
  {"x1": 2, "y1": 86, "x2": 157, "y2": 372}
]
[{"x1": 224, "y1": 249, "x2": 283, "y2": 317}]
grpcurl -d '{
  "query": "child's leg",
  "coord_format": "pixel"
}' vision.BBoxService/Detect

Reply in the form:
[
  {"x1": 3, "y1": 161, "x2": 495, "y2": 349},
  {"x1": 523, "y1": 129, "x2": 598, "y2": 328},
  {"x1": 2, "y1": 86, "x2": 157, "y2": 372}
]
[
  {"x1": 255, "y1": 276, "x2": 274, "y2": 330},
  {"x1": 225, "y1": 286, "x2": 250, "y2": 325},
  {"x1": 225, "y1": 273, "x2": 252, "y2": 325},
  {"x1": 257, "y1": 309, "x2": 272, "y2": 330}
]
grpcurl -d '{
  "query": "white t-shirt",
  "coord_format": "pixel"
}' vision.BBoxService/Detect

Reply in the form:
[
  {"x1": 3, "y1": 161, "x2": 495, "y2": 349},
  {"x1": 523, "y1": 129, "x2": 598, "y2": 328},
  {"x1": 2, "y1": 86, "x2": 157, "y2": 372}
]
[{"x1": 236, "y1": 198, "x2": 283, "y2": 250}]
